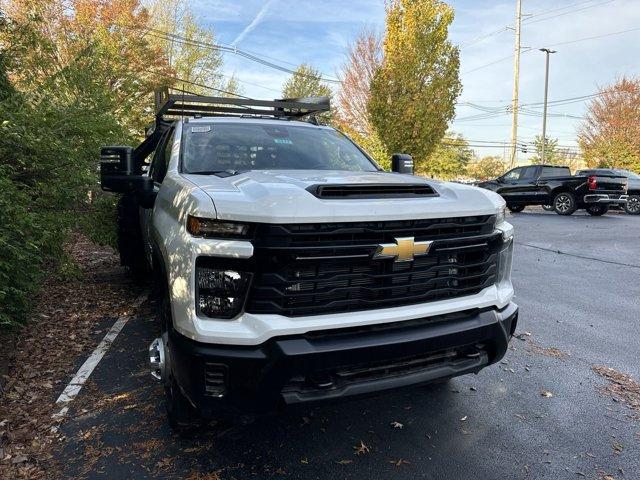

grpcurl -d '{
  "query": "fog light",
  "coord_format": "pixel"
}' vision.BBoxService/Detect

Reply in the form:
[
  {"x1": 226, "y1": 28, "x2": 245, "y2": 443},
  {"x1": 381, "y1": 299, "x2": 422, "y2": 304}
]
[{"x1": 196, "y1": 267, "x2": 250, "y2": 319}]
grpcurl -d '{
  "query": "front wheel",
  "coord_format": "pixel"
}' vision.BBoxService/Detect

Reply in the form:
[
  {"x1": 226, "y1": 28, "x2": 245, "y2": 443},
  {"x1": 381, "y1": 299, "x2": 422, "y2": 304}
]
[
  {"x1": 165, "y1": 375, "x2": 201, "y2": 431},
  {"x1": 507, "y1": 204, "x2": 526, "y2": 213},
  {"x1": 553, "y1": 192, "x2": 577, "y2": 216},
  {"x1": 624, "y1": 195, "x2": 640, "y2": 215},
  {"x1": 586, "y1": 204, "x2": 609, "y2": 216}
]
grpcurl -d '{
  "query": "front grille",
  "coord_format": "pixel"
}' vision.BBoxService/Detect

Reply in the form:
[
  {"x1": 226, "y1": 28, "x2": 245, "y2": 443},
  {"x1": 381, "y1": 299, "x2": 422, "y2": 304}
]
[{"x1": 245, "y1": 215, "x2": 500, "y2": 316}]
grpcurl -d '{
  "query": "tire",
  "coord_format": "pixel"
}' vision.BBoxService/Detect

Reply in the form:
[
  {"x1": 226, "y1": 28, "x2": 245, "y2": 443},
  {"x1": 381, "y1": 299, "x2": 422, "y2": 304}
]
[
  {"x1": 158, "y1": 277, "x2": 201, "y2": 431},
  {"x1": 507, "y1": 204, "x2": 526, "y2": 213},
  {"x1": 553, "y1": 192, "x2": 577, "y2": 216},
  {"x1": 542, "y1": 204, "x2": 554, "y2": 211},
  {"x1": 624, "y1": 194, "x2": 640, "y2": 215},
  {"x1": 586, "y1": 204, "x2": 609, "y2": 216},
  {"x1": 165, "y1": 376, "x2": 200, "y2": 432}
]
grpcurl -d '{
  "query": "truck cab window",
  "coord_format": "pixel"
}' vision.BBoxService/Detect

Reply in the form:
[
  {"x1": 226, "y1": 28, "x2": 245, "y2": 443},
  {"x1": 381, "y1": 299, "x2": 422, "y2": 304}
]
[
  {"x1": 540, "y1": 166, "x2": 570, "y2": 178},
  {"x1": 520, "y1": 167, "x2": 536, "y2": 180},
  {"x1": 503, "y1": 168, "x2": 522, "y2": 181}
]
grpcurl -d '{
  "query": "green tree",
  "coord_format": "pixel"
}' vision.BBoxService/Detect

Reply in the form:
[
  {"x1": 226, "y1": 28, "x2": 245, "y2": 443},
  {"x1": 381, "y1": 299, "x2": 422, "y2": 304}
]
[
  {"x1": 529, "y1": 135, "x2": 581, "y2": 171},
  {"x1": 368, "y1": 0, "x2": 462, "y2": 170},
  {"x1": 418, "y1": 134, "x2": 471, "y2": 179},
  {"x1": 339, "y1": 123, "x2": 390, "y2": 170},
  {"x1": 282, "y1": 64, "x2": 332, "y2": 99},
  {"x1": 0, "y1": 0, "x2": 171, "y2": 328},
  {"x1": 530, "y1": 135, "x2": 562, "y2": 164},
  {"x1": 466, "y1": 155, "x2": 506, "y2": 180},
  {"x1": 146, "y1": 0, "x2": 241, "y2": 96}
]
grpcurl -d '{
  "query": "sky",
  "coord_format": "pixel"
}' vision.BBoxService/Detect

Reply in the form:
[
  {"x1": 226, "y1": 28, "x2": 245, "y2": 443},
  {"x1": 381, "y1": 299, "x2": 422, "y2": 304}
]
[{"x1": 190, "y1": 0, "x2": 640, "y2": 162}]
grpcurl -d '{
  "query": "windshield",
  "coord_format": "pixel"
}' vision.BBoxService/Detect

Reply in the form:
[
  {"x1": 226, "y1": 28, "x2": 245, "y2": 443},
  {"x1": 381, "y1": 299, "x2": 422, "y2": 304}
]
[{"x1": 182, "y1": 122, "x2": 378, "y2": 173}]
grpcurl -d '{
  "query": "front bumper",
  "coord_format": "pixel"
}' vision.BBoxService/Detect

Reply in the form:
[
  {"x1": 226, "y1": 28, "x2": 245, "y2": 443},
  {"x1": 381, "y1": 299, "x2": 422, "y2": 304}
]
[
  {"x1": 168, "y1": 302, "x2": 518, "y2": 416},
  {"x1": 583, "y1": 194, "x2": 628, "y2": 204}
]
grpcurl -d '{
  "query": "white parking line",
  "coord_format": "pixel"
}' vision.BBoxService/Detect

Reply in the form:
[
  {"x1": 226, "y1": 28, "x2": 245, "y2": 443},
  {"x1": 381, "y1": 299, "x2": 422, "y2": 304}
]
[{"x1": 53, "y1": 294, "x2": 147, "y2": 417}]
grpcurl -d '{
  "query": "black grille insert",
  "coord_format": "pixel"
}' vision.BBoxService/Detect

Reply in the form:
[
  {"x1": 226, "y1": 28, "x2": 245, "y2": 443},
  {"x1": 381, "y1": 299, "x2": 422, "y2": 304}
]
[
  {"x1": 308, "y1": 183, "x2": 438, "y2": 199},
  {"x1": 244, "y1": 215, "x2": 500, "y2": 316}
]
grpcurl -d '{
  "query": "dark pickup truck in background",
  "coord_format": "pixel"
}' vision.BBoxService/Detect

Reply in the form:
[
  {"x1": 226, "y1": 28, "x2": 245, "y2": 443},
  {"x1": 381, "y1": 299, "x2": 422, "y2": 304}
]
[
  {"x1": 477, "y1": 165, "x2": 628, "y2": 216},
  {"x1": 577, "y1": 168, "x2": 640, "y2": 215}
]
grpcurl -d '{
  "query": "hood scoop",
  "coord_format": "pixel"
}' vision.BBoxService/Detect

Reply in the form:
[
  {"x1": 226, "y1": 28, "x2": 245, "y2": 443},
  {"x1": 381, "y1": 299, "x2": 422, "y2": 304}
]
[{"x1": 307, "y1": 183, "x2": 438, "y2": 199}]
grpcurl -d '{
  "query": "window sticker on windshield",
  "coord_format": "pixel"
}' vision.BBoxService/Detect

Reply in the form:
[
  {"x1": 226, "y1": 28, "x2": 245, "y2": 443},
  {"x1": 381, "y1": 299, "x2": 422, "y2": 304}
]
[
  {"x1": 273, "y1": 138, "x2": 293, "y2": 145},
  {"x1": 191, "y1": 126, "x2": 211, "y2": 133}
]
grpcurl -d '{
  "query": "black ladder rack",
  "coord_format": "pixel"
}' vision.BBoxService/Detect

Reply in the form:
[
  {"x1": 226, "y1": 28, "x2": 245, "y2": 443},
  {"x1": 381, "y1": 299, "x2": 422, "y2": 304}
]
[{"x1": 154, "y1": 89, "x2": 330, "y2": 121}]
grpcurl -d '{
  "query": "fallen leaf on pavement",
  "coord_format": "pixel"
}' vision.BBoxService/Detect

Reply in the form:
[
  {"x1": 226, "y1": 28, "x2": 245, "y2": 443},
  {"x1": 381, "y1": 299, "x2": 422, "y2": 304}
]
[
  {"x1": 336, "y1": 459, "x2": 352, "y2": 465},
  {"x1": 390, "y1": 459, "x2": 410, "y2": 467},
  {"x1": 541, "y1": 390, "x2": 553, "y2": 398},
  {"x1": 391, "y1": 421, "x2": 403, "y2": 429},
  {"x1": 353, "y1": 441, "x2": 370, "y2": 455},
  {"x1": 460, "y1": 416, "x2": 468, "y2": 421},
  {"x1": 612, "y1": 441, "x2": 623, "y2": 453}
]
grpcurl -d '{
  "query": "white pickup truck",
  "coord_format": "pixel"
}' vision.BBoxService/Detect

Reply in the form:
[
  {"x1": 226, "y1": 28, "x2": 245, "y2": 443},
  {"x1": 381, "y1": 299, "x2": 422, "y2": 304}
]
[{"x1": 100, "y1": 92, "x2": 517, "y2": 429}]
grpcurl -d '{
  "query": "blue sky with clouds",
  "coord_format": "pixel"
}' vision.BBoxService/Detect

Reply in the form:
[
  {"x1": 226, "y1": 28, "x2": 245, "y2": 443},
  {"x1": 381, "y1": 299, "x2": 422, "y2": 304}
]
[{"x1": 191, "y1": 0, "x2": 640, "y2": 161}]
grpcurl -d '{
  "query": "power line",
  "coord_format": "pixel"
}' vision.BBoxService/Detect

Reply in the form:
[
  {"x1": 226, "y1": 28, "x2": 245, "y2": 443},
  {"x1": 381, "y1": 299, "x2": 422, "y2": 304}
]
[
  {"x1": 143, "y1": 69, "x2": 252, "y2": 99},
  {"x1": 523, "y1": 0, "x2": 616, "y2": 25},
  {"x1": 545, "y1": 26, "x2": 640, "y2": 48},
  {"x1": 460, "y1": 26, "x2": 510, "y2": 49},
  {"x1": 459, "y1": 0, "x2": 614, "y2": 50},
  {"x1": 463, "y1": 48, "x2": 532, "y2": 74},
  {"x1": 143, "y1": 27, "x2": 342, "y2": 84}
]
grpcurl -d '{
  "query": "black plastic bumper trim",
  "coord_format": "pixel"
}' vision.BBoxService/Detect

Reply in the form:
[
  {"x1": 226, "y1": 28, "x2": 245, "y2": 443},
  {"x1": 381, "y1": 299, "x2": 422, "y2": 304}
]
[{"x1": 167, "y1": 302, "x2": 518, "y2": 416}]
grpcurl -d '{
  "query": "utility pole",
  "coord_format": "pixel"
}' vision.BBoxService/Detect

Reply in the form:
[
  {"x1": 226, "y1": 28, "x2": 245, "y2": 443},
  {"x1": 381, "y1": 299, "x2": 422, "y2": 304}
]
[
  {"x1": 539, "y1": 48, "x2": 556, "y2": 164},
  {"x1": 508, "y1": 0, "x2": 522, "y2": 169}
]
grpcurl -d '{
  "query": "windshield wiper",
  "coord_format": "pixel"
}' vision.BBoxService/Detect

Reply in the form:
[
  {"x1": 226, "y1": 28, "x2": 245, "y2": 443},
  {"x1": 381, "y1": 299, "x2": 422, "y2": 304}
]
[{"x1": 187, "y1": 170, "x2": 243, "y2": 178}]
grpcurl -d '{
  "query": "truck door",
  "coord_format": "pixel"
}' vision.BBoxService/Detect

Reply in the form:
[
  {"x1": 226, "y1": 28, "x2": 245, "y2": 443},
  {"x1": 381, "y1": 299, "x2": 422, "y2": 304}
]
[
  {"x1": 499, "y1": 166, "x2": 537, "y2": 203},
  {"x1": 141, "y1": 127, "x2": 175, "y2": 266}
]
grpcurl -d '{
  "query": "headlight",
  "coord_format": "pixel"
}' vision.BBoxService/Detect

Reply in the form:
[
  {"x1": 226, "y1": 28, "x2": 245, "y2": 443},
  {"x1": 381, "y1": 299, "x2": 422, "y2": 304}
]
[
  {"x1": 495, "y1": 206, "x2": 506, "y2": 227},
  {"x1": 496, "y1": 236, "x2": 513, "y2": 288},
  {"x1": 196, "y1": 266, "x2": 251, "y2": 319},
  {"x1": 187, "y1": 215, "x2": 253, "y2": 239}
]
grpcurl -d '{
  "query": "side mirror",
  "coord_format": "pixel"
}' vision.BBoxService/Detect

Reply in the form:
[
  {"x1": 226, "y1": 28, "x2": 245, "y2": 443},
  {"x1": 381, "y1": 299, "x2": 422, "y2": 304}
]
[
  {"x1": 100, "y1": 146, "x2": 143, "y2": 193},
  {"x1": 391, "y1": 153, "x2": 414, "y2": 175}
]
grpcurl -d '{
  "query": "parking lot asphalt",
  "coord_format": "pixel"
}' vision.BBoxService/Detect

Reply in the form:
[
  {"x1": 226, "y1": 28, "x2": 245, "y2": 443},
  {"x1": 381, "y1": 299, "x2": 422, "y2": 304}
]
[{"x1": 57, "y1": 209, "x2": 640, "y2": 480}]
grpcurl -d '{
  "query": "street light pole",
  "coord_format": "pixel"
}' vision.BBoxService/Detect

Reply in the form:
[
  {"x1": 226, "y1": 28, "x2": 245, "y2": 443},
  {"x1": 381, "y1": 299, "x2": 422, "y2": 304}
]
[{"x1": 540, "y1": 48, "x2": 556, "y2": 164}]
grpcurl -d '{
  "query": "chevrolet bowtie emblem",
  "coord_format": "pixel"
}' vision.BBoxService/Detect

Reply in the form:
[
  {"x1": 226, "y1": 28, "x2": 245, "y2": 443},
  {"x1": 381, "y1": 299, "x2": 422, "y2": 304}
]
[{"x1": 373, "y1": 237, "x2": 433, "y2": 262}]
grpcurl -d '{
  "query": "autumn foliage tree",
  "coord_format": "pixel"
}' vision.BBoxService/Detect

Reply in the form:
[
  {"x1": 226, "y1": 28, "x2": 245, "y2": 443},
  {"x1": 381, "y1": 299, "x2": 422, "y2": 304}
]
[
  {"x1": 0, "y1": 0, "x2": 232, "y2": 328},
  {"x1": 337, "y1": 29, "x2": 382, "y2": 137},
  {"x1": 334, "y1": 29, "x2": 388, "y2": 168},
  {"x1": 466, "y1": 156, "x2": 506, "y2": 181},
  {"x1": 578, "y1": 77, "x2": 640, "y2": 172},
  {"x1": 368, "y1": 0, "x2": 462, "y2": 175}
]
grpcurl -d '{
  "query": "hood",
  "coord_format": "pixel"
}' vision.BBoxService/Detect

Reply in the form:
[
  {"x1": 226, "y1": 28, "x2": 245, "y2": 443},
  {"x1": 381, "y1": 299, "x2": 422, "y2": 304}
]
[{"x1": 182, "y1": 170, "x2": 504, "y2": 223}]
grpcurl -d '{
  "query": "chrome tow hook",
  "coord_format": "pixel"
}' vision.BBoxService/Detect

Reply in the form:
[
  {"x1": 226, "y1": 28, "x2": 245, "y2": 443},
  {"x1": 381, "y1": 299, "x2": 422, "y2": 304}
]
[{"x1": 149, "y1": 337, "x2": 166, "y2": 382}]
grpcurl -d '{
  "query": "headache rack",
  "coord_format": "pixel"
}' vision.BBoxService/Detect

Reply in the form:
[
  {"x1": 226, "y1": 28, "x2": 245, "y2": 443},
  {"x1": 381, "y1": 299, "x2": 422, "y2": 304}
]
[
  {"x1": 154, "y1": 88, "x2": 330, "y2": 121},
  {"x1": 120, "y1": 89, "x2": 331, "y2": 171}
]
